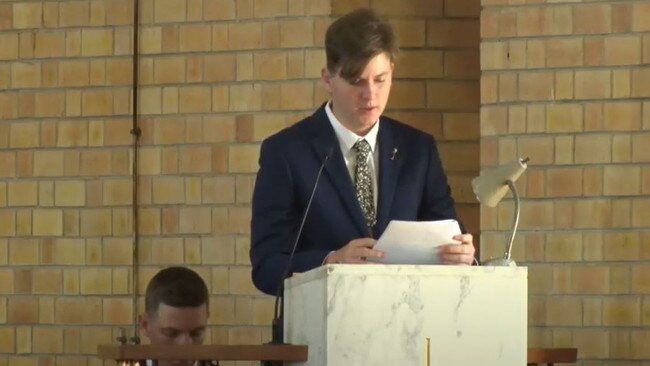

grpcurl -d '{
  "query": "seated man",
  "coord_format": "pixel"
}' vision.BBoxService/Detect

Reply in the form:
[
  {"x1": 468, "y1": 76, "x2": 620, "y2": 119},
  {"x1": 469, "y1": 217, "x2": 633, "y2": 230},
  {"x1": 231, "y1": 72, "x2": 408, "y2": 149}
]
[{"x1": 138, "y1": 266, "x2": 215, "y2": 366}]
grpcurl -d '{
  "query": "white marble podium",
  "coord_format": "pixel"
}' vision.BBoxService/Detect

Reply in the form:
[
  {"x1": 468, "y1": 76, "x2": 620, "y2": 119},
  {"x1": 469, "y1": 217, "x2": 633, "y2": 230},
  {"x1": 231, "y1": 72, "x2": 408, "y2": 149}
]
[{"x1": 283, "y1": 265, "x2": 527, "y2": 366}]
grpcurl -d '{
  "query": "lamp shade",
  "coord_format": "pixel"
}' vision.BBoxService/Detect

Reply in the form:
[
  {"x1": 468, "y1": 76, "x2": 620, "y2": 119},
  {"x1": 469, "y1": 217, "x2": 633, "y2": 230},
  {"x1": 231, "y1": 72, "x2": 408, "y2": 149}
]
[{"x1": 472, "y1": 158, "x2": 528, "y2": 207}]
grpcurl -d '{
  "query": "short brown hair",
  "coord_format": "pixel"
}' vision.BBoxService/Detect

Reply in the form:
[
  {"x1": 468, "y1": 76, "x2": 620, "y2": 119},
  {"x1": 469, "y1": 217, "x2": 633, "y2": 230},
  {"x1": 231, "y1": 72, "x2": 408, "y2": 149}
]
[
  {"x1": 325, "y1": 8, "x2": 398, "y2": 83},
  {"x1": 144, "y1": 266, "x2": 209, "y2": 316}
]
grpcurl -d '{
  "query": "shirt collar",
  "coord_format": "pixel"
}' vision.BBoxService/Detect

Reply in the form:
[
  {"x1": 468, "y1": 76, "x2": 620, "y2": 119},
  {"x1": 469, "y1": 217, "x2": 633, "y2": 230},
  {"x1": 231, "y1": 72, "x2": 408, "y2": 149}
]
[{"x1": 325, "y1": 101, "x2": 379, "y2": 153}]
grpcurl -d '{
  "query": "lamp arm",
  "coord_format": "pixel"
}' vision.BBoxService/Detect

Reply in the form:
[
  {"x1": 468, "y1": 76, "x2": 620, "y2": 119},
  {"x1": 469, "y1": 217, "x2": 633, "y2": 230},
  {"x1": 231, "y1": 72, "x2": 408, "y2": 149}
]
[{"x1": 504, "y1": 179, "x2": 520, "y2": 261}]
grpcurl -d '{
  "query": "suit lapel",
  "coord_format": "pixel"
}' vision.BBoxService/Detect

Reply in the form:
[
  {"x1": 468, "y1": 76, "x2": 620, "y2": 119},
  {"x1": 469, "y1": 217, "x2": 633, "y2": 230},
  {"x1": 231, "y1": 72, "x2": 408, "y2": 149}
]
[
  {"x1": 308, "y1": 106, "x2": 371, "y2": 237},
  {"x1": 376, "y1": 120, "x2": 402, "y2": 236}
]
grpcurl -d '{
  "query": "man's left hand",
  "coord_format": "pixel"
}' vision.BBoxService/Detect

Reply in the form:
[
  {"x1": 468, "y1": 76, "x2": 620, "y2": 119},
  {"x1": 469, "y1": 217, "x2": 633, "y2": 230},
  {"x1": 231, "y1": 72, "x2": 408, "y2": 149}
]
[{"x1": 437, "y1": 233, "x2": 475, "y2": 265}]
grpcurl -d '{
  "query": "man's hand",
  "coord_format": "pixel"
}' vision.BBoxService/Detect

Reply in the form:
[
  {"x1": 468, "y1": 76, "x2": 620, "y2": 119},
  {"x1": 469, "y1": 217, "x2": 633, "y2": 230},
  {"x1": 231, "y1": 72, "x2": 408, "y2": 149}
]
[
  {"x1": 438, "y1": 233, "x2": 475, "y2": 265},
  {"x1": 325, "y1": 238, "x2": 385, "y2": 264}
]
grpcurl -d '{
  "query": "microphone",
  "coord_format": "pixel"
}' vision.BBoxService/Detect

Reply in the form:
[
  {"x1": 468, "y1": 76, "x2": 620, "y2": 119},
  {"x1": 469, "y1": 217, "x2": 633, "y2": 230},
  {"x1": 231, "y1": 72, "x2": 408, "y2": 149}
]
[
  {"x1": 390, "y1": 147, "x2": 398, "y2": 160},
  {"x1": 266, "y1": 147, "x2": 333, "y2": 363}
]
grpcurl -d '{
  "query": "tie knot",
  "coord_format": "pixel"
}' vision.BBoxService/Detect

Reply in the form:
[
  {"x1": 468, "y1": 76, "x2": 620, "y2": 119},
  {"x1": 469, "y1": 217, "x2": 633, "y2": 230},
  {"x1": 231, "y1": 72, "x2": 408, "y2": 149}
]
[{"x1": 353, "y1": 139, "x2": 371, "y2": 157}]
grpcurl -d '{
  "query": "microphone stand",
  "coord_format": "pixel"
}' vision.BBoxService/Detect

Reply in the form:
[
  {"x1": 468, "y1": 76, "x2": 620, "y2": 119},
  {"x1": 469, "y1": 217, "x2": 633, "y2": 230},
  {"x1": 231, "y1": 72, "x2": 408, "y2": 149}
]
[{"x1": 264, "y1": 149, "x2": 332, "y2": 366}]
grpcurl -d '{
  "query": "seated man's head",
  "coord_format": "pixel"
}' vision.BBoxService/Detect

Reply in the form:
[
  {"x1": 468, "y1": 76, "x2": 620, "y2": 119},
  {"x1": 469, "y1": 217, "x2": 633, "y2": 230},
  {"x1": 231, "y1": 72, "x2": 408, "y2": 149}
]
[{"x1": 139, "y1": 266, "x2": 209, "y2": 351}]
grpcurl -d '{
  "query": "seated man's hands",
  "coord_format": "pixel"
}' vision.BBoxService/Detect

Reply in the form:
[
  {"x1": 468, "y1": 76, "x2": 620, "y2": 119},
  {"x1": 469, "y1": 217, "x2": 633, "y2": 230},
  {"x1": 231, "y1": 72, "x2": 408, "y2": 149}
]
[
  {"x1": 438, "y1": 233, "x2": 475, "y2": 265},
  {"x1": 325, "y1": 238, "x2": 385, "y2": 264}
]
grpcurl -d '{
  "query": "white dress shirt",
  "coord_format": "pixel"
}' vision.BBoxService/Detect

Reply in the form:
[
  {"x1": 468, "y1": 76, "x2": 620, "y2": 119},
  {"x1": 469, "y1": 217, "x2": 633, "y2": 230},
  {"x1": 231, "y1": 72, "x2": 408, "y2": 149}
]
[{"x1": 325, "y1": 101, "x2": 379, "y2": 208}]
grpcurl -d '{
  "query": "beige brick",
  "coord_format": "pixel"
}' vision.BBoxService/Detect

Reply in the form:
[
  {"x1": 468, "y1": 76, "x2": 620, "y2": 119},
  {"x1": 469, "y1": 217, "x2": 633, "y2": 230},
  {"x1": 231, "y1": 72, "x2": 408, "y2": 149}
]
[
  {"x1": 34, "y1": 91, "x2": 65, "y2": 118},
  {"x1": 427, "y1": 80, "x2": 478, "y2": 110},
  {"x1": 80, "y1": 268, "x2": 111, "y2": 294},
  {"x1": 546, "y1": 38, "x2": 583, "y2": 68},
  {"x1": 229, "y1": 266, "x2": 258, "y2": 295},
  {"x1": 546, "y1": 104, "x2": 582, "y2": 133},
  {"x1": 154, "y1": 0, "x2": 186, "y2": 22},
  {"x1": 154, "y1": 56, "x2": 185, "y2": 84},
  {"x1": 612, "y1": 3, "x2": 633, "y2": 32},
  {"x1": 138, "y1": 208, "x2": 160, "y2": 235},
  {"x1": 604, "y1": 166, "x2": 640, "y2": 196},
  {"x1": 59, "y1": 1, "x2": 89, "y2": 27},
  {"x1": 11, "y1": 62, "x2": 41, "y2": 89},
  {"x1": 574, "y1": 4, "x2": 611, "y2": 34},
  {"x1": 32, "y1": 269, "x2": 62, "y2": 295},
  {"x1": 575, "y1": 70, "x2": 611, "y2": 100},
  {"x1": 575, "y1": 135, "x2": 611, "y2": 164},
  {"x1": 82, "y1": 90, "x2": 113, "y2": 116},
  {"x1": 34, "y1": 31, "x2": 65, "y2": 59},
  {"x1": 546, "y1": 297, "x2": 582, "y2": 326},
  {"x1": 55, "y1": 181, "x2": 85, "y2": 207},
  {"x1": 103, "y1": 179, "x2": 131, "y2": 206},
  {"x1": 280, "y1": 19, "x2": 313, "y2": 48},
  {"x1": 603, "y1": 298, "x2": 640, "y2": 326},
  {"x1": 546, "y1": 168, "x2": 582, "y2": 198},
  {"x1": 584, "y1": 38, "x2": 604, "y2": 66},
  {"x1": 613, "y1": 69, "x2": 631, "y2": 99},
  {"x1": 204, "y1": 0, "x2": 236, "y2": 20},
  {"x1": 179, "y1": 86, "x2": 211, "y2": 113},
  {"x1": 229, "y1": 22, "x2": 262, "y2": 50},
  {"x1": 632, "y1": 68, "x2": 650, "y2": 98},
  {"x1": 178, "y1": 207, "x2": 211, "y2": 234},
  {"x1": 55, "y1": 298, "x2": 102, "y2": 324},
  {"x1": 613, "y1": 134, "x2": 631, "y2": 163},
  {"x1": 152, "y1": 177, "x2": 184, "y2": 204},
  {"x1": 32, "y1": 209, "x2": 63, "y2": 236},
  {"x1": 80, "y1": 209, "x2": 112, "y2": 236},
  {"x1": 572, "y1": 266, "x2": 609, "y2": 294},
  {"x1": 574, "y1": 199, "x2": 612, "y2": 229},
  {"x1": 103, "y1": 298, "x2": 132, "y2": 324},
  {"x1": 9, "y1": 122, "x2": 39, "y2": 149},
  {"x1": 149, "y1": 238, "x2": 183, "y2": 264},
  {"x1": 229, "y1": 83, "x2": 261, "y2": 111},
  {"x1": 391, "y1": 19, "x2": 425, "y2": 47},
  {"x1": 605, "y1": 35, "x2": 641, "y2": 66},
  {"x1": 517, "y1": 136, "x2": 553, "y2": 165},
  {"x1": 179, "y1": 24, "x2": 211, "y2": 52},
  {"x1": 204, "y1": 54, "x2": 236, "y2": 82},
  {"x1": 202, "y1": 236, "x2": 235, "y2": 264},
  {"x1": 632, "y1": 2, "x2": 650, "y2": 32},
  {"x1": 7, "y1": 181, "x2": 37, "y2": 207},
  {"x1": 81, "y1": 29, "x2": 113, "y2": 56},
  {"x1": 428, "y1": 19, "x2": 478, "y2": 48},
  {"x1": 519, "y1": 72, "x2": 553, "y2": 101},
  {"x1": 8, "y1": 297, "x2": 38, "y2": 324},
  {"x1": 203, "y1": 177, "x2": 235, "y2": 204},
  {"x1": 80, "y1": 150, "x2": 111, "y2": 176},
  {"x1": 13, "y1": 2, "x2": 42, "y2": 29},
  {"x1": 0, "y1": 3, "x2": 12, "y2": 29},
  {"x1": 603, "y1": 102, "x2": 641, "y2": 131},
  {"x1": 106, "y1": 0, "x2": 132, "y2": 25}
]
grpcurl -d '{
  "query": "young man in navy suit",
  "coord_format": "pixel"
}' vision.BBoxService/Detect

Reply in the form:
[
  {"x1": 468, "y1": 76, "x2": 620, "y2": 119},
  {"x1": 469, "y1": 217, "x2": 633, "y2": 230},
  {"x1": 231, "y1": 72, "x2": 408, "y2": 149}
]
[{"x1": 250, "y1": 8, "x2": 476, "y2": 296}]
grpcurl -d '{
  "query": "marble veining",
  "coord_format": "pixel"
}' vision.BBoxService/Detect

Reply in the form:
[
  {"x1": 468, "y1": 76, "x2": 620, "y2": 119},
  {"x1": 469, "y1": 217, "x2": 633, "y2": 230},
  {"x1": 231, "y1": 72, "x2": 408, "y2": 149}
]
[{"x1": 284, "y1": 265, "x2": 527, "y2": 366}]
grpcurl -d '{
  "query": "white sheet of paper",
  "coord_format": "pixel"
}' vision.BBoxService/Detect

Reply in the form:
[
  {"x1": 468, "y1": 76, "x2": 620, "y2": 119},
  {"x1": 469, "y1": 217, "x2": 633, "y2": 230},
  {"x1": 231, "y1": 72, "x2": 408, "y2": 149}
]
[{"x1": 372, "y1": 219, "x2": 462, "y2": 264}]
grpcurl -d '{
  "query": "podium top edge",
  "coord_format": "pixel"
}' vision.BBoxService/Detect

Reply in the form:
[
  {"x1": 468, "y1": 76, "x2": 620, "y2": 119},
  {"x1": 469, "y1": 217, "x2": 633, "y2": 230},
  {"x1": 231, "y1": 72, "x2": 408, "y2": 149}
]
[{"x1": 286, "y1": 264, "x2": 527, "y2": 287}]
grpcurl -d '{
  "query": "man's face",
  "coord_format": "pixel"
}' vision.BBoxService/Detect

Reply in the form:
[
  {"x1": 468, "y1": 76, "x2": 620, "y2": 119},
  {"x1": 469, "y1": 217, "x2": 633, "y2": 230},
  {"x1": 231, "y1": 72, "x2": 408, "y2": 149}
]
[
  {"x1": 139, "y1": 303, "x2": 209, "y2": 366},
  {"x1": 322, "y1": 52, "x2": 394, "y2": 136}
]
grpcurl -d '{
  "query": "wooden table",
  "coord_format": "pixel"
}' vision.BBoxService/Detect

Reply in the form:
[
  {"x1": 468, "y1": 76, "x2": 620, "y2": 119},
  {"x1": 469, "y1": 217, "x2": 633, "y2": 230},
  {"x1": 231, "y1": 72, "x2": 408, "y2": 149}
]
[
  {"x1": 528, "y1": 348, "x2": 578, "y2": 365},
  {"x1": 97, "y1": 344, "x2": 308, "y2": 362}
]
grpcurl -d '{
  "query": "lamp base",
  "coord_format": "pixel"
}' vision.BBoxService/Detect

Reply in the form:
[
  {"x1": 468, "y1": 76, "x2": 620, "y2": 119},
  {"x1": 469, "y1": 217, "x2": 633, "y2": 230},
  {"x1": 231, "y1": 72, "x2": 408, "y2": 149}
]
[{"x1": 483, "y1": 257, "x2": 517, "y2": 267}]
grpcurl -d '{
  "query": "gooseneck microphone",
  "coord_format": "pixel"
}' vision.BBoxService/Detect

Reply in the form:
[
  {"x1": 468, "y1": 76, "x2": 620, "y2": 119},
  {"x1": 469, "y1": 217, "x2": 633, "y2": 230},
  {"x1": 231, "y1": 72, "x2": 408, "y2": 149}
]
[{"x1": 266, "y1": 147, "x2": 333, "y2": 364}]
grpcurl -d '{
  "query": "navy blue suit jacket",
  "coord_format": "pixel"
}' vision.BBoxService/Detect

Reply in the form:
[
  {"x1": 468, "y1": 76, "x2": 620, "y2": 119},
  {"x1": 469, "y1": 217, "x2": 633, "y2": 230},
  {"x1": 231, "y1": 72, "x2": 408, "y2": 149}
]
[{"x1": 250, "y1": 104, "x2": 459, "y2": 295}]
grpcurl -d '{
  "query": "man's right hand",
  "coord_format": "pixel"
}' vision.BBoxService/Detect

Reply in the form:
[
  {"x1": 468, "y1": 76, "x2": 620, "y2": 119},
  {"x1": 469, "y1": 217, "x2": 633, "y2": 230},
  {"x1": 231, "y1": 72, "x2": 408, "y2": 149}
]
[{"x1": 324, "y1": 238, "x2": 385, "y2": 264}]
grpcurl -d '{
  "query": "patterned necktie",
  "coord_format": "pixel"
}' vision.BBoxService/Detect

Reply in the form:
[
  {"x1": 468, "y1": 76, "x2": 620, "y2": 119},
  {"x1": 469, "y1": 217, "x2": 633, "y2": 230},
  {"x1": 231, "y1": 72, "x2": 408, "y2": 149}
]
[{"x1": 353, "y1": 139, "x2": 376, "y2": 230}]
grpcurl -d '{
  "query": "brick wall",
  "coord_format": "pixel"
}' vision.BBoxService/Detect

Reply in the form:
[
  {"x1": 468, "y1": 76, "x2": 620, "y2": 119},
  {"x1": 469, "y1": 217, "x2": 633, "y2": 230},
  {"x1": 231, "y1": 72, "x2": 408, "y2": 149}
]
[
  {"x1": 0, "y1": 0, "x2": 479, "y2": 364},
  {"x1": 480, "y1": 0, "x2": 650, "y2": 363}
]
